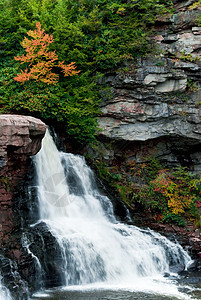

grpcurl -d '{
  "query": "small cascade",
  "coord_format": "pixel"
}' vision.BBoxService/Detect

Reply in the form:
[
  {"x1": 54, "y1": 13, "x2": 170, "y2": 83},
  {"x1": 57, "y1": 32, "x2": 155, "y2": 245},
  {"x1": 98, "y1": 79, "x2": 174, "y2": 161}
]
[
  {"x1": 32, "y1": 130, "x2": 193, "y2": 298},
  {"x1": 0, "y1": 274, "x2": 13, "y2": 300},
  {"x1": 22, "y1": 233, "x2": 44, "y2": 290}
]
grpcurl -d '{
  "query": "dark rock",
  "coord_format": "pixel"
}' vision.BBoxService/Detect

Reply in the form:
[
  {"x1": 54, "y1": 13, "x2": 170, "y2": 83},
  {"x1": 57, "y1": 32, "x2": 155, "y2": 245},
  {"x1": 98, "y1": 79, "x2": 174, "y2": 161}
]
[
  {"x1": 0, "y1": 255, "x2": 29, "y2": 300},
  {"x1": 0, "y1": 115, "x2": 46, "y2": 298},
  {"x1": 0, "y1": 115, "x2": 46, "y2": 243},
  {"x1": 28, "y1": 222, "x2": 65, "y2": 288}
]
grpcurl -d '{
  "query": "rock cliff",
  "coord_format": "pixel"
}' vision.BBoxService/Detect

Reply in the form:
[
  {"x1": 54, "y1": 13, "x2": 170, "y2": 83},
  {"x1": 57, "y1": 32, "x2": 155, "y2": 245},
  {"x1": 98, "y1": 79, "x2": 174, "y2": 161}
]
[
  {"x1": 93, "y1": 1, "x2": 201, "y2": 253},
  {"x1": 0, "y1": 115, "x2": 46, "y2": 244},
  {"x1": 0, "y1": 115, "x2": 46, "y2": 298},
  {"x1": 98, "y1": 0, "x2": 201, "y2": 173}
]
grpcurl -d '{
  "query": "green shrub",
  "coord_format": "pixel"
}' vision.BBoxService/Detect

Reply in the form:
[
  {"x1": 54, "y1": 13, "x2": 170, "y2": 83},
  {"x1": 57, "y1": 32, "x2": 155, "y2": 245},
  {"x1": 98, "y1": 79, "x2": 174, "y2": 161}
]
[{"x1": 94, "y1": 154, "x2": 201, "y2": 226}]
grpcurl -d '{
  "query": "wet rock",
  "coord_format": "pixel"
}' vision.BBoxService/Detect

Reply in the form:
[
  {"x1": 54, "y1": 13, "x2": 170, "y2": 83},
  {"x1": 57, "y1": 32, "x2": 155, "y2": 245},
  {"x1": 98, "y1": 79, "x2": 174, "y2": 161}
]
[
  {"x1": 0, "y1": 115, "x2": 46, "y2": 243},
  {"x1": 0, "y1": 115, "x2": 46, "y2": 297},
  {"x1": 0, "y1": 157, "x2": 66, "y2": 297},
  {"x1": 178, "y1": 259, "x2": 201, "y2": 285},
  {"x1": 0, "y1": 255, "x2": 29, "y2": 299},
  {"x1": 28, "y1": 222, "x2": 65, "y2": 288}
]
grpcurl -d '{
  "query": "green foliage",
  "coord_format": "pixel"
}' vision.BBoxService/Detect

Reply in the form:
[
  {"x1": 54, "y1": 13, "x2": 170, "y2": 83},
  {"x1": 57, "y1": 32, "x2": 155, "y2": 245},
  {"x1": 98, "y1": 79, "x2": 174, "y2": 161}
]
[
  {"x1": 194, "y1": 217, "x2": 201, "y2": 229},
  {"x1": 0, "y1": 0, "x2": 172, "y2": 68},
  {"x1": 145, "y1": 167, "x2": 201, "y2": 224},
  {"x1": 189, "y1": 0, "x2": 201, "y2": 10},
  {"x1": 0, "y1": 176, "x2": 10, "y2": 191},
  {"x1": 0, "y1": 59, "x2": 99, "y2": 142},
  {"x1": 0, "y1": 0, "x2": 173, "y2": 69},
  {"x1": 178, "y1": 52, "x2": 200, "y2": 63},
  {"x1": 94, "y1": 156, "x2": 163, "y2": 208},
  {"x1": 94, "y1": 153, "x2": 201, "y2": 226},
  {"x1": 190, "y1": 1, "x2": 201, "y2": 25},
  {"x1": 162, "y1": 213, "x2": 186, "y2": 227},
  {"x1": 187, "y1": 78, "x2": 199, "y2": 92},
  {"x1": 146, "y1": 167, "x2": 201, "y2": 225},
  {"x1": 0, "y1": 0, "x2": 172, "y2": 142}
]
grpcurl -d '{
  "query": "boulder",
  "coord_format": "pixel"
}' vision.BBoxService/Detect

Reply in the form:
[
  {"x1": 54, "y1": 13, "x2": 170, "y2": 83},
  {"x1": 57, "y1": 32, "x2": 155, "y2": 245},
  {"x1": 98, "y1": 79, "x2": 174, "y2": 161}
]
[{"x1": 0, "y1": 115, "x2": 46, "y2": 169}]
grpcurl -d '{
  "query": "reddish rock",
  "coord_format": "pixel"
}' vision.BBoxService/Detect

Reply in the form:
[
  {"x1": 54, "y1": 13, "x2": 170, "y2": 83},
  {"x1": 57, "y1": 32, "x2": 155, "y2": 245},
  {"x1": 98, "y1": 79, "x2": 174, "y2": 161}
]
[
  {"x1": 13, "y1": 249, "x2": 21, "y2": 260},
  {"x1": 0, "y1": 114, "x2": 46, "y2": 167},
  {"x1": 0, "y1": 114, "x2": 46, "y2": 246}
]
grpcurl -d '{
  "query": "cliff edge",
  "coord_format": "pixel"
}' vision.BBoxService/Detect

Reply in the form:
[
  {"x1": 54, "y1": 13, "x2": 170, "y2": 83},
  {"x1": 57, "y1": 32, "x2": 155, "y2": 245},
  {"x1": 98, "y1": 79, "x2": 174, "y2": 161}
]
[{"x1": 0, "y1": 114, "x2": 46, "y2": 244}]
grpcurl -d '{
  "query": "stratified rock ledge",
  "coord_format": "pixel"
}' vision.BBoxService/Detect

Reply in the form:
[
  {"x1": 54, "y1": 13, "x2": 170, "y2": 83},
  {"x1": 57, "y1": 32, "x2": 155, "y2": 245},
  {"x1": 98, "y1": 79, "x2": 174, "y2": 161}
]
[{"x1": 0, "y1": 114, "x2": 46, "y2": 169}]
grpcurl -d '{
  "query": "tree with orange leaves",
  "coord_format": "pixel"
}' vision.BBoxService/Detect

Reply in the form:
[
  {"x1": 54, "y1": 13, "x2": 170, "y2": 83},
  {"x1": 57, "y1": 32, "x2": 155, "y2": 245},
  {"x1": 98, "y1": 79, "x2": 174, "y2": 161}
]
[{"x1": 14, "y1": 22, "x2": 79, "y2": 85}]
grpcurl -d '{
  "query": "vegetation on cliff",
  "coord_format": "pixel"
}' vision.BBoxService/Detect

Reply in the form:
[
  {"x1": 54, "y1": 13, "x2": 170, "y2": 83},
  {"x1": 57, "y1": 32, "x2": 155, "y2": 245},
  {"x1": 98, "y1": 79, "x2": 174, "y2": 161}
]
[
  {"x1": 0, "y1": 0, "x2": 171, "y2": 142},
  {"x1": 1, "y1": 0, "x2": 200, "y2": 227},
  {"x1": 94, "y1": 154, "x2": 201, "y2": 227}
]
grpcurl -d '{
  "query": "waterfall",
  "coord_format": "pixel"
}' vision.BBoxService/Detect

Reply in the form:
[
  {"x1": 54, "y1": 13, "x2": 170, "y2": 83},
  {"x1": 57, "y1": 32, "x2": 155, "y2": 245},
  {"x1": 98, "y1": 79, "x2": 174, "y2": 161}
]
[
  {"x1": 33, "y1": 130, "x2": 193, "y2": 298},
  {"x1": 0, "y1": 274, "x2": 13, "y2": 300}
]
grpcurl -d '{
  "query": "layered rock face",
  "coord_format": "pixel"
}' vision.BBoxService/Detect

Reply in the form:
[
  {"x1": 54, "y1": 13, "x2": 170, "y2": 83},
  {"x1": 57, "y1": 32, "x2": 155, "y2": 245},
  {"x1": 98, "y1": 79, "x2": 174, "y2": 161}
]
[
  {"x1": 0, "y1": 115, "x2": 46, "y2": 298},
  {"x1": 98, "y1": 1, "x2": 201, "y2": 172},
  {"x1": 0, "y1": 115, "x2": 71, "y2": 298},
  {"x1": 0, "y1": 115, "x2": 46, "y2": 244}
]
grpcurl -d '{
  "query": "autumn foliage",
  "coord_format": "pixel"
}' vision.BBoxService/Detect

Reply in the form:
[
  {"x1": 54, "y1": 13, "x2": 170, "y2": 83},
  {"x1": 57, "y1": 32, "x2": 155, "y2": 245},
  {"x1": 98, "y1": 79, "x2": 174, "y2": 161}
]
[
  {"x1": 14, "y1": 22, "x2": 79, "y2": 84},
  {"x1": 95, "y1": 157, "x2": 201, "y2": 226},
  {"x1": 150, "y1": 170, "x2": 195, "y2": 215}
]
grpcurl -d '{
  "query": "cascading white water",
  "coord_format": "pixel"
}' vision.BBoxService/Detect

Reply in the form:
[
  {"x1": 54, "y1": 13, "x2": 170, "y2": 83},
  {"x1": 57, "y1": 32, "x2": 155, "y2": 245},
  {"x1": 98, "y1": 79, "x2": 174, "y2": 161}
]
[
  {"x1": 0, "y1": 274, "x2": 13, "y2": 300},
  {"x1": 33, "y1": 130, "x2": 193, "y2": 299}
]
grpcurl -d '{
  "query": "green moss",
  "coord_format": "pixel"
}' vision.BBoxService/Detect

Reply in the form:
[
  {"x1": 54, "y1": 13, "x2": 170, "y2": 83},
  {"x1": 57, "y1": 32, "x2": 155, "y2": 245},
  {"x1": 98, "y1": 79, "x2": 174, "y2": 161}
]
[{"x1": 0, "y1": 176, "x2": 10, "y2": 191}]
